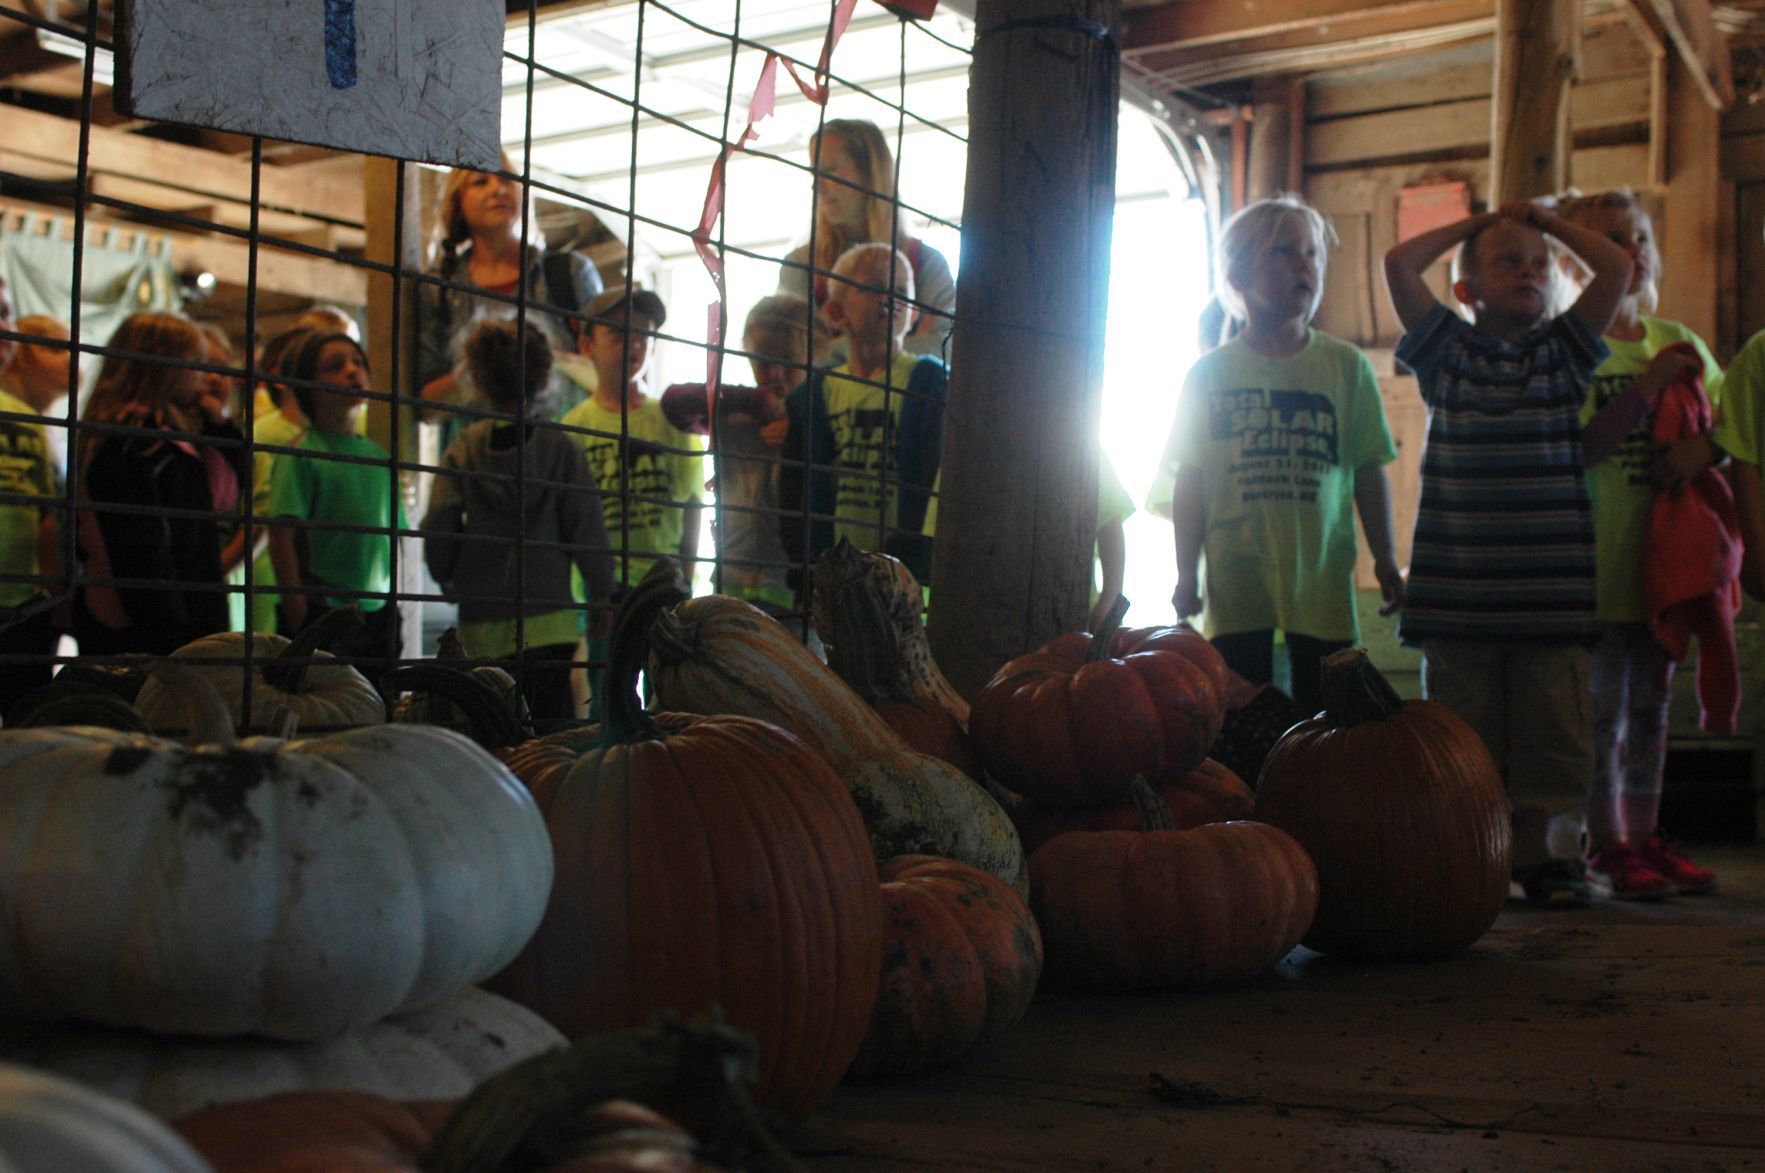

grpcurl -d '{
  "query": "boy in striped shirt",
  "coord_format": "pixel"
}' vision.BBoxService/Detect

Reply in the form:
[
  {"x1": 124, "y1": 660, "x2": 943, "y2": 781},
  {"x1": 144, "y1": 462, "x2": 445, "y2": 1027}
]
[{"x1": 1384, "y1": 199, "x2": 1640, "y2": 907}]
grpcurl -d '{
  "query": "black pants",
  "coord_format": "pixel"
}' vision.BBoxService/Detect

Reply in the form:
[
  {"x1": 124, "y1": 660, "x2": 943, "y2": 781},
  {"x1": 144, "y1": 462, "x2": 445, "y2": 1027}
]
[
  {"x1": 514, "y1": 641, "x2": 581, "y2": 725},
  {"x1": 0, "y1": 607, "x2": 61, "y2": 720},
  {"x1": 1210, "y1": 629, "x2": 1350, "y2": 717}
]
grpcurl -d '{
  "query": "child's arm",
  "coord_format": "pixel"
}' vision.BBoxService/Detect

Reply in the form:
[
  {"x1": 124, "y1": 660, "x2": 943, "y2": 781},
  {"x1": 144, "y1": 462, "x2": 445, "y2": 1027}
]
[
  {"x1": 1382, "y1": 211, "x2": 1501, "y2": 333},
  {"x1": 1732, "y1": 461, "x2": 1765, "y2": 599},
  {"x1": 1509, "y1": 201, "x2": 1634, "y2": 338},
  {"x1": 679, "y1": 501, "x2": 703, "y2": 568},
  {"x1": 269, "y1": 525, "x2": 305, "y2": 632},
  {"x1": 1170, "y1": 465, "x2": 1205, "y2": 619},
  {"x1": 1353, "y1": 462, "x2": 1405, "y2": 615},
  {"x1": 1582, "y1": 347, "x2": 1704, "y2": 465},
  {"x1": 1089, "y1": 517, "x2": 1126, "y2": 634}
]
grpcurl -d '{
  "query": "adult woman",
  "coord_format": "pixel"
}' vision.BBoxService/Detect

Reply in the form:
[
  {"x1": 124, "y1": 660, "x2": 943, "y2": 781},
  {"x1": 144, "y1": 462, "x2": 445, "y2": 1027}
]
[
  {"x1": 417, "y1": 157, "x2": 603, "y2": 427},
  {"x1": 778, "y1": 118, "x2": 955, "y2": 362},
  {"x1": 72, "y1": 311, "x2": 249, "y2": 655}
]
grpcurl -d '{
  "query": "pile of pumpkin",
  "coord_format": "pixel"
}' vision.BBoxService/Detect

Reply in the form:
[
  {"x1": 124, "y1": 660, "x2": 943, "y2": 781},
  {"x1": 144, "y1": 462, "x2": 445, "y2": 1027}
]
[{"x1": 0, "y1": 540, "x2": 1514, "y2": 1170}]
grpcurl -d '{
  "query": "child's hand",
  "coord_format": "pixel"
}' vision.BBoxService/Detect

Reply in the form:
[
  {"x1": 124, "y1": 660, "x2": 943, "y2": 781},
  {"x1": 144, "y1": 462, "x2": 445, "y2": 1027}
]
[
  {"x1": 1651, "y1": 433, "x2": 1718, "y2": 492},
  {"x1": 760, "y1": 419, "x2": 789, "y2": 447},
  {"x1": 1496, "y1": 199, "x2": 1546, "y2": 227},
  {"x1": 1375, "y1": 560, "x2": 1406, "y2": 616},
  {"x1": 1172, "y1": 579, "x2": 1201, "y2": 619},
  {"x1": 1639, "y1": 347, "x2": 1705, "y2": 402}
]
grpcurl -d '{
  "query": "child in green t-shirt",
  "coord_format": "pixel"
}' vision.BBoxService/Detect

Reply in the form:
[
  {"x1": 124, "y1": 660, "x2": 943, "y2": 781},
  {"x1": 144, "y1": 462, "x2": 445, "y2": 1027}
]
[
  {"x1": 1163, "y1": 195, "x2": 1401, "y2": 714},
  {"x1": 268, "y1": 331, "x2": 407, "y2": 671}
]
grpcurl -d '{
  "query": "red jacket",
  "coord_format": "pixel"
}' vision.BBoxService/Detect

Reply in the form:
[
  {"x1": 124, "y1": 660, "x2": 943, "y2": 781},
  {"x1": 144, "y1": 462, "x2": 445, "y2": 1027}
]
[{"x1": 1644, "y1": 344, "x2": 1740, "y2": 659}]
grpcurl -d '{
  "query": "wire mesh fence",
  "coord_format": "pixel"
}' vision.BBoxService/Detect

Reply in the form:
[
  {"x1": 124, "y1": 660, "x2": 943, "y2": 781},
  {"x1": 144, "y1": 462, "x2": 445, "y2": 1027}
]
[{"x1": 0, "y1": 0, "x2": 974, "y2": 729}]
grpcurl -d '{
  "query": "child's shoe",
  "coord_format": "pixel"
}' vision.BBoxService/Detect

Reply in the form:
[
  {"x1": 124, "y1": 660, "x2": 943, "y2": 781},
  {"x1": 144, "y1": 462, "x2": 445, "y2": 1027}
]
[
  {"x1": 1584, "y1": 841, "x2": 1674, "y2": 901},
  {"x1": 1639, "y1": 835, "x2": 1717, "y2": 895},
  {"x1": 1518, "y1": 859, "x2": 1592, "y2": 907}
]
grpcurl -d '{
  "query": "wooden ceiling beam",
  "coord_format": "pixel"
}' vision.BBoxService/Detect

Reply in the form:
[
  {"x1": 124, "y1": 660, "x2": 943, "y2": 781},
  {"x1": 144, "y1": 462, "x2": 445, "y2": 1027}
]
[
  {"x1": 1640, "y1": 0, "x2": 1735, "y2": 107},
  {"x1": 1123, "y1": 0, "x2": 1490, "y2": 52}
]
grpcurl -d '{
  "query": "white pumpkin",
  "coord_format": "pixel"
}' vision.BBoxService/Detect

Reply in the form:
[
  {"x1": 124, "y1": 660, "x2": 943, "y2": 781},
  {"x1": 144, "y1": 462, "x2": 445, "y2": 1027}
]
[
  {"x1": 135, "y1": 613, "x2": 385, "y2": 737},
  {"x1": 1, "y1": 986, "x2": 564, "y2": 1121},
  {"x1": 0, "y1": 668, "x2": 553, "y2": 1041},
  {"x1": 0, "y1": 1062, "x2": 211, "y2": 1173}
]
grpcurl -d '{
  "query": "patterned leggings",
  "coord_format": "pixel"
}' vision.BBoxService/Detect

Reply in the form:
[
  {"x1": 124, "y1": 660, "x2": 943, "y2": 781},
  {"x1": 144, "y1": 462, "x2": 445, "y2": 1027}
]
[{"x1": 1587, "y1": 622, "x2": 1674, "y2": 848}]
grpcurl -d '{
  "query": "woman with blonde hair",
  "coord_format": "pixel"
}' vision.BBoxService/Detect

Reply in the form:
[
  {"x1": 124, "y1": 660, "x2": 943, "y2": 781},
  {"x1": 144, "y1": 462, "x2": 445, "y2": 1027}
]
[
  {"x1": 73, "y1": 311, "x2": 249, "y2": 654},
  {"x1": 778, "y1": 118, "x2": 955, "y2": 362},
  {"x1": 417, "y1": 155, "x2": 603, "y2": 430}
]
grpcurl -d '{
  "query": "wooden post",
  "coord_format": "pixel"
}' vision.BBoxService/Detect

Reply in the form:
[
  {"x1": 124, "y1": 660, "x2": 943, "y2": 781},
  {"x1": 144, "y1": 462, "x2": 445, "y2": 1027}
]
[
  {"x1": 926, "y1": 0, "x2": 1121, "y2": 699},
  {"x1": 361, "y1": 155, "x2": 425, "y2": 657},
  {"x1": 1489, "y1": 0, "x2": 1581, "y2": 201},
  {"x1": 1248, "y1": 76, "x2": 1304, "y2": 201},
  {"x1": 1659, "y1": 50, "x2": 1721, "y2": 346}
]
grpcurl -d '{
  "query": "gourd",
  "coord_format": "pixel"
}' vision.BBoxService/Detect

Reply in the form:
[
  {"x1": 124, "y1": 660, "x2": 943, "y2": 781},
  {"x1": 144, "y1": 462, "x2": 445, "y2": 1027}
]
[
  {"x1": 485, "y1": 569, "x2": 884, "y2": 1118},
  {"x1": 848, "y1": 856, "x2": 1043, "y2": 1079},
  {"x1": 0, "y1": 666, "x2": 553, "y2": 1041},
  {"x1": 970, "y1": 599, "x2": 1228, "y2": 809},
  {"x1": 172, "y1": 1016, "x2": 787, "y2": 1173},
  {"x1": 1, "y1": 987, "x2": 564, "y2": 1122},
  {"x1": 1005, "y1": 758, "x2": 1254, "y2": 856},
  {"x1": 811, "y1": 538, "x2": 970, "y2": 725},
  {"x1": 1030, "y1": 780, "x2": 1318, "y2": 991},
  {"x1": 0, "y1": 1063, "x2": 209, "y2": 1173},
  {"x1": 391, "y1": 627, "x2": 530, "y2": 733},
  {"x1": 1253, "y1": 648, "x2": 1512, "y2": 961},
  {"x1": 811, "y1": 542, "x2": 974, "y2": 776},
  {"x1": 134, "y1": 607, "x2": 384, "y2": 736},
  {"x1": 642, "y1": 562, "x2": 1026, "y2": 890}
]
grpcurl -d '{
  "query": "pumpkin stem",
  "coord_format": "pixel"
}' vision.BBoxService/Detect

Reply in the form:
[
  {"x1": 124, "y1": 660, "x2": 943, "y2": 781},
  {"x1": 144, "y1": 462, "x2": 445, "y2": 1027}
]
[
  {"x1": 1128, "y1": 775, "x2": 1175, "y2": 833},
  {"x1": 143, "y1": 664, "x2": 237, "y2": 747},
  {"x1": 1320, "y1": 647, "x2": 1404, "y2": 727},
  {"x1": 436, "y1": 627, "x2": 470, "y2": 662},
  {"x1": 421, "y1": 1012, "x2": 804, "y2": 1173},
  {"x1": 820, "y1": 571, "x2": 914, "y2": 706},
  {"x1": 600, "y1": 559, "x2": 691, "y2": 748},
  {"x1": 381, "y1": 665, "x2": 530, "y2": 750},
  {"x1": 261, "y1": 605, "x2": 364, "y2": 695},
  {"x1": 1085, "y1": 594, "x2": 1131, "y2": 663}
]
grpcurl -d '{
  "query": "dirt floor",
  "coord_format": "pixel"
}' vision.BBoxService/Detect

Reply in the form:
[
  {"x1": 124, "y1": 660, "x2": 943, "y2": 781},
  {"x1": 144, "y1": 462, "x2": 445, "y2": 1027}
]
[{"x1": 798, "y1": 844, "x2": 1765, "y2": 1172}]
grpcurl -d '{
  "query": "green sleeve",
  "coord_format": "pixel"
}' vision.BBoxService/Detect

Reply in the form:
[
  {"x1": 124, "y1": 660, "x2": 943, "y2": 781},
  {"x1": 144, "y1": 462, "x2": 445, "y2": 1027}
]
[{"x1": 266, "y1": 447, "x2": 311, "y2": 519}]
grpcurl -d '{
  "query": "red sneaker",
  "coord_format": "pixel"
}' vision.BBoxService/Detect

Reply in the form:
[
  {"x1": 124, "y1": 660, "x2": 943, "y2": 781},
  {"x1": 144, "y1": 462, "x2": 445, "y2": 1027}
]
[
  {"x1": 1585, "y1": 841, "x2": 1674, "y2": 901},
  {"x1": 1639, "y1": 836, "x2": 1718, "y2": 895}
]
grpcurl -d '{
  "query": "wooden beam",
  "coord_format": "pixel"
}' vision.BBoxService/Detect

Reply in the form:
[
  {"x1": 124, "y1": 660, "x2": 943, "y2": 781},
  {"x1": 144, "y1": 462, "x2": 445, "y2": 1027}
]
[
  {"x1": 3, "y1": 106, "x2": 362, "y2": 227},
  {"x1": 1490, "y1": 0, "x2": 1582, "y2": 201},
  {"x1": 0, "y1": 199, "x2": 366, "y2": 305},
  {"x1": 929, "y1": 0, "x2": 1121, "y2": 697},
  {"x1": 1641, "y1": 0, "x2": 1735, "y2": 109},
  {"x1": 1659, "y1": 50, "x2": 1721, "y2": 343},
  {"x1": 1249, "y1": 76, "x2": 1303, "y2": 200},
  {"x1": 360, "y1": 159, "x2": 423, "y2": 461},
  {"x1": 1123, "y1": 0, "x2": 1481, "y2": 52}
]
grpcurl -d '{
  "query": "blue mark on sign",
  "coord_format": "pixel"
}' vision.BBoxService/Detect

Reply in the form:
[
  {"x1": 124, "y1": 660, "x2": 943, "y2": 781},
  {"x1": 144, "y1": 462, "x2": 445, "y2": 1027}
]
[{"x1": 324, "y1": 0, "x2": 358, "y2": 89}]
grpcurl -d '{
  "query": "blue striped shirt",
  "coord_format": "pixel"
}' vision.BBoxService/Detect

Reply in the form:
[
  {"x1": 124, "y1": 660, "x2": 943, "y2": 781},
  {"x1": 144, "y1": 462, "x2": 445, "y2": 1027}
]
[{"x1": 1396, "y1": 304, "x2": 1608, "y2": 644}]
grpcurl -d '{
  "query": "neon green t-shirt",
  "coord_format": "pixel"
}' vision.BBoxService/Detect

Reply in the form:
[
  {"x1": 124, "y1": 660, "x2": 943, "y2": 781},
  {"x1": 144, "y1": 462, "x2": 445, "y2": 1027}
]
[
  {"x1": 1714, "y1": 330, "x2": 1765, "y2": 467},
  {"x1": 268, "y1": 429, "x2": 407, "y2": 612},
  {"x1": 559, "y1": 395, "x2": 704, "y2": 589},
  {"x1": 822, "y1": 351, "x2": 928, "y2": 553},
  {"x1": 1161, "y1": 330, "x2": 1395, "y2": 642},
  {"x1": 1581, "y1": 317, "x2": 1724, "y2": 623},
  {"x1": 0, "y1": 388, "x2": 54, "y2": 610}
]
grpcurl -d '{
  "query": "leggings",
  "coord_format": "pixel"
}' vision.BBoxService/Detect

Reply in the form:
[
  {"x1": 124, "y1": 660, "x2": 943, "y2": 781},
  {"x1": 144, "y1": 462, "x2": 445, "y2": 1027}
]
[{"x1": 1587, "y1": 622, "x2": 1673, "y2": 848}]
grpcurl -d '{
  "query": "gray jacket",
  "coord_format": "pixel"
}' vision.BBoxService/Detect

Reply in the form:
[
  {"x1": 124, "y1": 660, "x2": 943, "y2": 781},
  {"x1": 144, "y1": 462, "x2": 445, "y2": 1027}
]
[{"x1": 422, "y1": 420, "x2": 616, "y2": 623}]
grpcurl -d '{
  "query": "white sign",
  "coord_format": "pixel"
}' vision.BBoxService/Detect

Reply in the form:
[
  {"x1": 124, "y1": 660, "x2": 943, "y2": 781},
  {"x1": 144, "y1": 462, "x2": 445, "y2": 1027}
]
[{"x1": 118, "y1": 0, "x2": 504, "y2": 169}]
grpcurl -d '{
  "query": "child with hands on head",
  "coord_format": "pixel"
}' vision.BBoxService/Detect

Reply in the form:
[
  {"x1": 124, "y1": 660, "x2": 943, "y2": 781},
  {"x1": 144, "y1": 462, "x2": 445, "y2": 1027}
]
[
  {"x1": 1163, "y1": 194, "x2": 1402, "y2": 716},
  {"x1": 1383, "y1": 196, "x2": 1638, "y2": 907},
  {"x1": 1555, "y1": 188, "x2": 1726, "y2": 901}
]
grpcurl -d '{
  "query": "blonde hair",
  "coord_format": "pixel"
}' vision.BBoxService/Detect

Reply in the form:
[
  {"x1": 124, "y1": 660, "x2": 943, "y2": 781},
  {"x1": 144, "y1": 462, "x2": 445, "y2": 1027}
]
[
  {"x1": 1215, "y1": 194, "x2": 1336, "y2": 320},
  {"x1": 808, "y1": 120, "x2": 903, "y2": 277},
  {"x1": 431, "y1": 151, "x2": 539, "y2": 275},
  {"x1": 1556, "y1": 187, "x2": 1659, "y2": 315},
  {"x1": 830, "y1": 243, "x2": 915, "y2": 293},
  {"x1": 79, "y1": 311, "x2": 205, "y2": 472},
  {"x1": 742, "y1": 293, "x2": 814, "y2": 364}
]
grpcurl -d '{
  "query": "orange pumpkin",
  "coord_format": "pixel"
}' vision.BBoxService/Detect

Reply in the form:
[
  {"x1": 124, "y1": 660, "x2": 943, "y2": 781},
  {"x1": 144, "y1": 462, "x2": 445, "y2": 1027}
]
[
  {"x1": 1030, "y1": 780, "x2": 1318, "y2": 991},
  {"x1": 849, "y1": 855, "x2": 1043, "y2": 1078},
  {"x1": 485, "y1": 569, "x2": 884, "y2": 1117},
  {"x1": 1005, "y1": 758, "x2": 1254, "y2": 855},
  {"x1": 1253, "y1": 649, "x2": 1512, "y2": 961},
  {"x1": 970, "y1": 600, "x2": 1227, "y2": 808}
]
